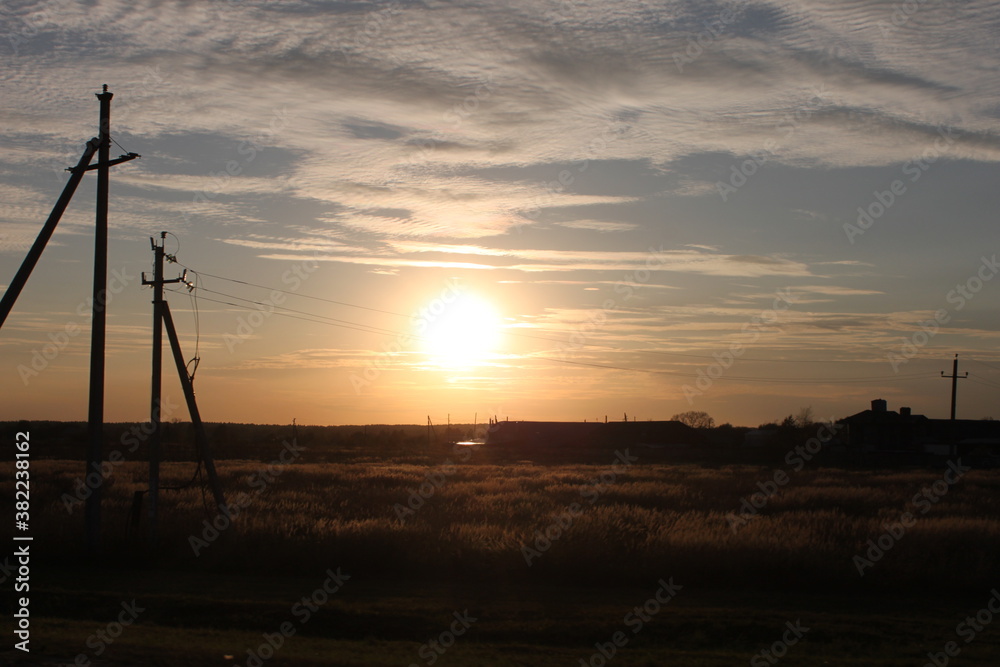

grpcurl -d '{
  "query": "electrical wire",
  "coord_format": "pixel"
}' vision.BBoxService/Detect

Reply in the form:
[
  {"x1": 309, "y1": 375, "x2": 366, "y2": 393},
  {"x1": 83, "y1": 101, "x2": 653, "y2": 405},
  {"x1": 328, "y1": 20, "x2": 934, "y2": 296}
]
[
  {"x1": 174, "y1": 263, "x2": 405, "y2": 317},
  {"x1": 968, "y1": 374, "x2": 1000, "y2": 391},
  {"x1": 164, "y1": 284, "x2": 939, "y2": 386},
  {"x1": 163, "y1": 287, "x2": 416, "y2": 338},
  {"x1": 176, "y1": 263, "x2": 882, "y2": 366},
  {"x1": 530, "y1": 354, "x2": 938, "y2": 384},
  {"x1": 109, "y1": 134, "x2": 131, "y2": 156},
  {"x1": 971, "y1": 359, "x2": 1000, "y2": 374}
]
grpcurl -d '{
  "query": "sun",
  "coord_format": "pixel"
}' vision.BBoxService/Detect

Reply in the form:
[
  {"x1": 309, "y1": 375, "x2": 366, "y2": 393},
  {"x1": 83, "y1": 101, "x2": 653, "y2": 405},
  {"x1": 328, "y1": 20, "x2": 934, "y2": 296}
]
[{"x1": 419, "y1": 292, "x2": 502, "y2": 368}]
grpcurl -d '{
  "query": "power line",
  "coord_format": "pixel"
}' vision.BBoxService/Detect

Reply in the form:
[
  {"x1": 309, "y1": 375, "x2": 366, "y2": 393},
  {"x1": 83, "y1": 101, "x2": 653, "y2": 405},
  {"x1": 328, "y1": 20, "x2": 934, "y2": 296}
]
[
  {"x1": 190, "y1": 284, "x2": 410, "y2": 334},
  {"x1": 971, "y1": 358, "x2": 1000, "y2": 374},
  {"x1": 530, "y1": 354, "x2": 938, "y2": 384},
  {"x1": 163, "y1": 288, "x2": 413, "y2": 339},
  {"x1": 968, "y1": 374, "x2": 1000, "y2": 391},
  {"x1": 166, "y1": 284, "x2": 940, "y2": 386},
  {"x1": 177, "y1": 263, "x2": 893, "y2": 366},
  {"x1": 177, "y1": 264, "x2": 404, "y2": 318}
]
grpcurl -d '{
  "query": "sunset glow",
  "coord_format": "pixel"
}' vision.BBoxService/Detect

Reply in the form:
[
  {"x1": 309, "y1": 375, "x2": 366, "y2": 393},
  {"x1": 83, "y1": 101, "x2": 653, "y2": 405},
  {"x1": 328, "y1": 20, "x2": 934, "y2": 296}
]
[
  {"x1": 420, "y1": 293, "x2": 503, "y2": 369},
  {"x1": 1, "y1": 2, "x2": 999, "y2": 427}
]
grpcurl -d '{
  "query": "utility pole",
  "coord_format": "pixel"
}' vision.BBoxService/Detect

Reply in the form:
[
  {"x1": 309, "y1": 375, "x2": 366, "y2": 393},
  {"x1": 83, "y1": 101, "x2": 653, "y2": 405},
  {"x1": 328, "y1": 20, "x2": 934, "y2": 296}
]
[
  {"x1": 142, "y1": 232, "x2": 184, "y2": 547},
  {"x1": 85, "y1": 84, "x2": 112, "y2": 556},
  {"x1": 941, "y1": 354, "x2": 968, "y2": 420},
  {"x1": 0, "y1": 86, "x2": 138, "y2": 556}
]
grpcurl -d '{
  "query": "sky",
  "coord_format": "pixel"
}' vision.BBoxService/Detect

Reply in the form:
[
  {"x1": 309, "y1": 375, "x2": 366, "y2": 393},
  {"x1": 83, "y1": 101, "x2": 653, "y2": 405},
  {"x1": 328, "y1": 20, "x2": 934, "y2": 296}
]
[{"x1": 1, "y1": 0, "x2": 1000, "y2": 428}]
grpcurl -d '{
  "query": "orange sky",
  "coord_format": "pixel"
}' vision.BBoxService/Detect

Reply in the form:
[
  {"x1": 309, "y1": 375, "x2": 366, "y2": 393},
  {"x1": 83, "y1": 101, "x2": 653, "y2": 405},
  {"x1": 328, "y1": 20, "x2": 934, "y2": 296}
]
[{"x1": 2, "y1": 1, "x2": 1000, "y2": 427}]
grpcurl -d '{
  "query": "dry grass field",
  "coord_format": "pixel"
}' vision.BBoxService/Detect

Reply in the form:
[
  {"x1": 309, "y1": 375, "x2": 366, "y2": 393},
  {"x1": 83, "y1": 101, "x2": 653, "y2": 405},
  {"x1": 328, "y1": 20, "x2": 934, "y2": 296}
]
[
  {"x1": 4, "y1": 450, "x2": 1000, "y2": 664},
  {"x1": 13, "y1": 455, "x2": 1000, "y2": 589}
]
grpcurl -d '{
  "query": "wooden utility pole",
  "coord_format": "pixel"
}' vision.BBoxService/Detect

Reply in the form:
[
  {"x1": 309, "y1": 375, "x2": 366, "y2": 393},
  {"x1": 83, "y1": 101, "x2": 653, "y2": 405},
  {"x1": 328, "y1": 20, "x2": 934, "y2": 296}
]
[
  {"x1": 142, "y1": 235, "x2": 226, "y2": 543},
  {"x1": 85, "y1": 85, "x2": 113, "y2": 555},
  {"x1": 942, "y1": 354, "x2": 968, "y2": 420},
  {"x1": 0, "y1": 86, "x2": 138, "y2": 555},
  {"x1": 142, "y1": 232, "x2": 184, "y2": 546},
  {"x1": 162, "y1": 302, "x2": 226, "y2": 512}
]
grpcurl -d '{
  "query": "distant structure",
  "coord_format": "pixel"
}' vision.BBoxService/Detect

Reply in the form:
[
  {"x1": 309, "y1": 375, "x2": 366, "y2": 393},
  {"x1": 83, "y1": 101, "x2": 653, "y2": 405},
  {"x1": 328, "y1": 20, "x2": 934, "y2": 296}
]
[
  {"x1": 485, "y1": 420, "x2": 704, "y2": 448},
  {"x1": 839, "y1": 399, "x2": 1000, "y2": 463}
]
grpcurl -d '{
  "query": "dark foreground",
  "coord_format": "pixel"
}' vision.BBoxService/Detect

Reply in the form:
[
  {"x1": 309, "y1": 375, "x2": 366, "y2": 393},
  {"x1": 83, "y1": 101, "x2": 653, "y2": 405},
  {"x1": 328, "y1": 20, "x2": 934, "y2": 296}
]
[
  {"x1": 5, "y1": 567, "x2": 1000, "y2": 666},
  {"x1": 3, "y1": 453, "x2": 1000, "y2": 665}
]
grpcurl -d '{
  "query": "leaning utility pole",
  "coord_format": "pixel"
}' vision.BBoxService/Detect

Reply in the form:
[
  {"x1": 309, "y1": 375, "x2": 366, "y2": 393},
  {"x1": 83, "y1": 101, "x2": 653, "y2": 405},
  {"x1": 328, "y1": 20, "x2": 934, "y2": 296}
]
[
  {"x1": 941, "y1": 354, "x2": 968, "y2": 421},
  {"x1": 142, "y1": 237, "x2": 226, "y2": 544},
  {"x1": 0, "y1": 140, "x2": 98, "y2": 327},
  {"x1": 161, "y1": 301, "x2": 226, "y2": 513},
  {"x1": 0, "y1": 86, "x2": 139, "y2": 555}
]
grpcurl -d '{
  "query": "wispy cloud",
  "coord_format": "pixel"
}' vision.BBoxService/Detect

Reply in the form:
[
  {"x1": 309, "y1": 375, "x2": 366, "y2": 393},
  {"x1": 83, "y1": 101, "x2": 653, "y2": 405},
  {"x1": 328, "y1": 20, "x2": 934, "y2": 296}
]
[{"x1": 4, "y1": 0, "x2": 1000, "y2": 424}]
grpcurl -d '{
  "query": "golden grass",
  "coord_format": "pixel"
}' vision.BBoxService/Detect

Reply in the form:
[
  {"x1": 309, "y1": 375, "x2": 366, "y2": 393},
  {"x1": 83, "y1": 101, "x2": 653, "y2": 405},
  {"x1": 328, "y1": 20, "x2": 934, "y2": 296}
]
[{"x1": 5, "y1": 458, "x2": 999, "y2": 591}]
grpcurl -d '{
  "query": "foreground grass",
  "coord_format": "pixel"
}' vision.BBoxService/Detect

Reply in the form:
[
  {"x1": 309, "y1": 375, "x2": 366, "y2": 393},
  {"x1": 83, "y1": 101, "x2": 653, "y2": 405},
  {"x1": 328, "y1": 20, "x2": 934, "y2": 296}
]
[
  {"x1": 8, "y1": 457, "x2": 1000, "y2": 591},
  {"x1": 3, "y1": 457, "x2": 1000, "y2": 664},
  {"x1": 5, "y1": 568, "x2": 1000, "y2": 666}
]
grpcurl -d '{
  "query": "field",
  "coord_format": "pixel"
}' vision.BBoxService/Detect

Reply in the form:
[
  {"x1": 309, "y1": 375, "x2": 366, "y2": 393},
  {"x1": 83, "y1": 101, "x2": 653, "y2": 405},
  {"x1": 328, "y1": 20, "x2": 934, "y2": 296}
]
[{"x1": 4, "y1": 442, "x2": 1000, "y2": 665}]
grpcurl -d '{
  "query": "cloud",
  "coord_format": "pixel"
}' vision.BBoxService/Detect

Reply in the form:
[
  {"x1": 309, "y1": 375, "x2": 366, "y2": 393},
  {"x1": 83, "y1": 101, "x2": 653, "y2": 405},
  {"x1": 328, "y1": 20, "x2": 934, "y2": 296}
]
[
  {"x1": 4, "y1": 0, "x2": 1000, "y2": 425},
  {"x1": 553, "y1": 219, "x2": 639, "y2": 233}
]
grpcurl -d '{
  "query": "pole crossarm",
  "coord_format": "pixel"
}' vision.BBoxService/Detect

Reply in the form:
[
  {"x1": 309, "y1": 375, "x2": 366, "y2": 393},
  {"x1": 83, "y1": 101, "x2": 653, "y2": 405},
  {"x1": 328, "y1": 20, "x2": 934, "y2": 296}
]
[
  {"x1": 941, "y1": 354, "x2": 968, "y2": 421},
  {"x1": 70, "y1": 152, "x2": 140, "y2": 172}
]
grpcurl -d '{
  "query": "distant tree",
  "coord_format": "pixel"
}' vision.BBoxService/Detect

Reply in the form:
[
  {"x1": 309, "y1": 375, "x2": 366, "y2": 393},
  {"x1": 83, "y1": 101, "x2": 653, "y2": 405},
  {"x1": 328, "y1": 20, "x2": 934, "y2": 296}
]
[
  {"x1": 794, "y1": 406, "x2": 815, "y2": 428},
  {"x1": 671, "y1": 411, "x2": 715, "y2": 429},
  {"x1": 779, "y1": 415, "x2": 797, "y2": 429}
]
